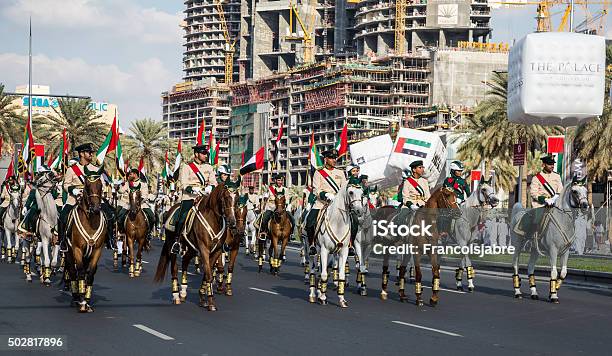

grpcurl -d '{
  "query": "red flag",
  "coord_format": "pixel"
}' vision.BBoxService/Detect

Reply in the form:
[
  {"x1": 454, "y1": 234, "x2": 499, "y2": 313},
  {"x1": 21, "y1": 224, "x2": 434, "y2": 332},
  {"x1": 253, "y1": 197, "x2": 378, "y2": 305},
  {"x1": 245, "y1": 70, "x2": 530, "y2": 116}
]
[
  {"x1": 547, "y1": 136, "x2": 564, "y2": 154},
  {"x1": 0, "y1": 136, "x2": 3, "y2": 157},
  {"x1": 196, "y1": 119, "x2": 205, "y2": 145},
  {"x1": 336, "y1": 122, "x2": 348, "y2": 157},
  {"x1": 4, "y1": 159, "x2": 15, "y2": 181},
  {"x1": 241, "y1": 152, "x2": 245, "y2": 166},
  {"x1": 214, "y1": 140, "x2": 220, "y2": 165},
  {"x1": 470, "y1": 170, "x2": 482, "y2": 181},
  {"x1": 109, "y1": 115, "x2": 119, "y2": 152}
]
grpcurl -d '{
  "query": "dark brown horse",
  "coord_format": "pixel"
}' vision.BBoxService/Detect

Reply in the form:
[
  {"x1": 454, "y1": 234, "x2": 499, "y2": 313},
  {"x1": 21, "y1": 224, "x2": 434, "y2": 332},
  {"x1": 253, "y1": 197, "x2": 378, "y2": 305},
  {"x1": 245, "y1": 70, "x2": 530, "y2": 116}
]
[
  {"x1": 411, "y1": 187, "x2": 460, "y2": 306},
  {"x1": 64, "y1": 172, "x2": 108, "y2": 313},
  {"x1": 125, "y1": 190, "x2": 149, "y2": 278},
  {"x1": 212, "y1": 185, "x2": 243, "y2": 296},
  {"x1": 265, "y1": 195, "x2": 292, "y2": 275},
  {"x1": 154, "y1": 184, "x2": 236, "y2": 311}
]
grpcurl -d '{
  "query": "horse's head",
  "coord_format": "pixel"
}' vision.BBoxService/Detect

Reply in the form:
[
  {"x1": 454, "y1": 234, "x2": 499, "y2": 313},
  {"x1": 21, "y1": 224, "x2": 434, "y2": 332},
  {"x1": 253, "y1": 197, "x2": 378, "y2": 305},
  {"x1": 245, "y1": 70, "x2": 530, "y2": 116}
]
[
  {"x1": 234, "y1": 196, "x2": 248, "y2": 237},
  {"x1": 83, "y1": 168, "x2": 104, "y2": 214},
  {"x1": 438, "y1": 187, "x2": 461, "y2": 218},
  {"x1": 216, "y1": 183, "x2": 237, "y2": 231},
  {"x1": 569, "y1": 176, "x2": 589, "y2": 213},
  {"x1": 478, "y1": 179, "x2": 499, "y2": 208},
  {"x1": 9, "y1": 189, "x2": 20, "y2": 209},
  {"x1": 129, "y1": 190, "x2": 142, "y2": 217},
  {"x1": 274, "y1": 195, "x2": 286, "y2": 217},
  {"x1": 346, "y1": 182, "x2": 365, "y2": 219}
]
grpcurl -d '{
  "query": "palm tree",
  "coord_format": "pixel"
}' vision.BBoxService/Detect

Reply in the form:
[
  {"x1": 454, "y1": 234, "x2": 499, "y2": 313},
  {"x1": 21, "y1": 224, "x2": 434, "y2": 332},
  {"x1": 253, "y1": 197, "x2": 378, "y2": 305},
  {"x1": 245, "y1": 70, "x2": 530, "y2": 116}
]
[
  {"x1": 453, "y1": 72, "x2": 563, "y2": 202},
  {"x1": 0, "y1": 83, "x2": 26, "y2": 148},
  {"x1": 35, "y1": 98, "x2": 109, "y2": 159},
  {"x1": 121, "y1": 118, "x2": 172, "y2": 175}
]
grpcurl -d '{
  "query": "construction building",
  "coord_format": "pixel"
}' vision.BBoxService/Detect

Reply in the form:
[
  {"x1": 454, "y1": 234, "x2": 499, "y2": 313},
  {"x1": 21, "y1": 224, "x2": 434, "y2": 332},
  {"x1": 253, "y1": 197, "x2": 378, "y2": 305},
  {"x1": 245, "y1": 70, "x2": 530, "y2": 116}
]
[
  {"x1": 355, "y1": 0, "x2": 492, "y2": 55},
  {"x1": 230, "y1": 53, "x2": 432, "y2": 185},
  {"x1": 161, "y1": 79, "x2": 231, "y2": 164}
]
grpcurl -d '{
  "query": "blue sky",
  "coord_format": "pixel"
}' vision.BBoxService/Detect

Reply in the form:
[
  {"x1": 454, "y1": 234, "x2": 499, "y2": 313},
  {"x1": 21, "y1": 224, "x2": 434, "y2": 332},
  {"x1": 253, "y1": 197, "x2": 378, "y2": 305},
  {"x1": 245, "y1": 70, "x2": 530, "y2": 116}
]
[{"x1": 0, "y1": 1, "x2": 609, "y2": 128}]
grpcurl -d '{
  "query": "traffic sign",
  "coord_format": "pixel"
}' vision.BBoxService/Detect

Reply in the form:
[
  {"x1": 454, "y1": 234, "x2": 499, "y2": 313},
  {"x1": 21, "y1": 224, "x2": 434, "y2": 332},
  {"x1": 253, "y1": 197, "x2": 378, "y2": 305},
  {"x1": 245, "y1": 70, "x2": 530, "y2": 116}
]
[{"x1": 513, "y1": 143, "x2": 526, "y2": 166}]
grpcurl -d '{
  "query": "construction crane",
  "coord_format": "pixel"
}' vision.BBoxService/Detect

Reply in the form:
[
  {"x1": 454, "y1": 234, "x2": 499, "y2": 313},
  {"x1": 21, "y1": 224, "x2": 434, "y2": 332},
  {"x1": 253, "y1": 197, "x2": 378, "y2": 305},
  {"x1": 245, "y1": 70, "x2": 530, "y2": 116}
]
[
  {"x1": 215, "y1": 0, "x2": 237, "y2": 85},
  {"x1": 395, "y1": 0, "x2": 407, "y2": 55},
  {"x1": 287, "y1": 1, "x2": 315, "y2": 64},
  {"x1": 494, "y1": 1, "x2": 608, "y2": 35}
]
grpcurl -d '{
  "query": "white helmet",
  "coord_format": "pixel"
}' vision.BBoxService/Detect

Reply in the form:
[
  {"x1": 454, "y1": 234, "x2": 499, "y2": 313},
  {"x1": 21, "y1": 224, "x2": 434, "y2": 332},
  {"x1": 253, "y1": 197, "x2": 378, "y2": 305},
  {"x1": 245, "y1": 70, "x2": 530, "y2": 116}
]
[
  {"x1": 217, "y1": 164, "x2": 231, "y2": 175},
  {"x1": 345, "y1": 164, "x2": 359, "y2": 178},
  {"x1": 449, "y1": 160, "x2": 465, "y2": 172}
]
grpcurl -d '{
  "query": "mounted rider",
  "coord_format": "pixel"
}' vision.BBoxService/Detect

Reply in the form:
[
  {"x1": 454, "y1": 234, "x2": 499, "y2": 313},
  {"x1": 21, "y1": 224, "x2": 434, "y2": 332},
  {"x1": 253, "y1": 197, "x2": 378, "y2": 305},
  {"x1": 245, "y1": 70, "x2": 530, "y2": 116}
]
[
  {"x1": 345, "y1": 164, "x2": 362, "y2": 256},
  {"x1": 116, "y1": 168, "x2": 156, "y2": 236},
  {"x1": 515, "y1": 155, "x2": 564, "y2": 236},
  {"x1": 18, "y1": 165, "x2": 58, "y2": 237},
  {"x1": 58, "y1": 143, "x2": 116, "y2": 250},
  {"x1": 0, "y1": 175, "x2": 20, "y2": 219},
  {"x1": 396, "y1": 160, "x2": 431, "y2": 223},
  {"x1": 443, "y1": 161, "x2": 471, "y2": 206},
  {"x1": 259, "y1": 173, "x2": 295, "y2": 238},
  {"x1": 305, "y1": 148, "x2": 347, "y2": 256},
  {"x1": 243, "y1": 185, "x2": 260, "y2": 213},
  {"x1": 173, "y1": 143, "x2": 215, "y2": 242}
]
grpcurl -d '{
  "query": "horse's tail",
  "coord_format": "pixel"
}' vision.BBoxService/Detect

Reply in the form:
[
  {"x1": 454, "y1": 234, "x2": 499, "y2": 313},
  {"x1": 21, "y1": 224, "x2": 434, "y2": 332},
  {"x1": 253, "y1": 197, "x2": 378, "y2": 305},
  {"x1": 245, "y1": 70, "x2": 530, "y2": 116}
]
[
  {"x1": 510, "y1": 202, "x2": 524, "y2": 226},
  {"x1": 153, "y1": 235, "x2": 172, "y2": 283}
]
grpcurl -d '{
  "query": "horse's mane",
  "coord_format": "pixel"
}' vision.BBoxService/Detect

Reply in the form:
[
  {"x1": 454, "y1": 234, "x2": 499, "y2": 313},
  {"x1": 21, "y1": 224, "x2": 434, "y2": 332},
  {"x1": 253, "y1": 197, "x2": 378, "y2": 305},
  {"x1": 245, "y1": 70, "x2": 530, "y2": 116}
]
[
  {"x1": 424, "y1": 187, "x2": 442, "y2": 209},
  {"x1": 203, "y1": 183, "x2": 225, "y2": 213}
]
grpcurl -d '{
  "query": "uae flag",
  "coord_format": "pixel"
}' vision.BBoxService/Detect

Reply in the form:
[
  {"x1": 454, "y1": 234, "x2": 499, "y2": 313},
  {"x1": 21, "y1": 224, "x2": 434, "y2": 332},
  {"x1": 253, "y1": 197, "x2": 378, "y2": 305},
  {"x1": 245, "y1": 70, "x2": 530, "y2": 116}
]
[
  {"x1": 96, "y1": 111, "x2": 125, "y2": 176},
  {"x1": 33, "y1": 144, "x2": 45, "y2": 173},
  {"x1": 334, "y1": 122, "x2": 348, "y2": 157},
  {"x1": 50, "y1": 128, "x2": 69, "y2": 170},
  {"x1": 196, "y1": 119, "x2": 205, "y2": 145},
  {"x1": 393, "y1": 136, "x2": 431, "y2": 158},
  {"x1": 547, "y1": 136, "x2": 564, "y2": 174},
  {"x1": 172, "y1": 138, "x2": 182, "y2": 181},
  {"x1": 309, "y1": 131, "x2": 323, "y2": 170},
  {"x1": 240, "y1": 146, "x2": 265, "y2": 176},
  {"x1": 19, "y1": 114, "x2": 35, "y2": 173},
  {"x1": 271, "y1": 118, "x2": 284, "y2": 169},
  {"x1": 138, "y1": 156, "x2": 147, "y2": 182},
  {"x1": 160, "y1": 151, "x2": 170, "y2": 181},
  {"x1": 209, "y1": 129, "x2": 218, "y2": 165}
]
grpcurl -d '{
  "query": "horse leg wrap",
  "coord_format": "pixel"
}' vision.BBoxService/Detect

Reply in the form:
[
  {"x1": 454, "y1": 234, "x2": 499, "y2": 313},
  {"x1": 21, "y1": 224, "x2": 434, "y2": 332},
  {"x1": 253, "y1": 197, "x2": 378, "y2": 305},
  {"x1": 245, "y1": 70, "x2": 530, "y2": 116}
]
[
  {"x1": 171, "y1": 278, "x2": 179, "y2": 293},
  {"x1": 135, "y1": 261, "x2": 141, "y2": 272},
  {"x1": 467, "y1": 266, "x2": 475, "y2": 279},
  {"x1": 181, "y1": 272, "x2": 188, "y2": 285},
  {"x1": 361, "y1": 274, "x2": 366, "y2": 288},
  {"x1": 1, "y1": 246, "x2": 5, "y2": 256},
  {"x1": 549, "y1": 279, "x2": 557, "y2": 294},
  {"x1": 332, "y1": 268, "x2": 338, "y2": 283},
  {"x1": 309, "y1": 273, "x2": 316, "y2": 288},
  {"x1": 258, "y1": 256, "x2": 263, "y2": 266},
  {"x1": 337, "y1": 279, "x2": 345, "y2": 296},
  {"x1": 455, "y1": 268, "x2": 463, "y2": 282},
  {"x1": 398, "y1": 276, "x2": 405, "y2": 291},
  {"x1": 432, "y1": 277, "x2": 440, "y2": 292},
  {"x1": 35, "y1": 255, "x2": 41, "y2": 267},
  {"x1": 305, "y1": 265, "x2": 310, "y2": 274},
  {"x1": 528, "y1": 274, "x2": 536, "y2": 289},
  {"x1": 556, "y1": 277, "x2": 564, "y2": 290},
  {"x1": 199, "y1": 281, "x2": 206, "y2": 296},
  {"x1": 382, "y1": 271, "x2": 390, "y2": 289},
  {"x1": 23, "y1": 264, "x2": 29, "y2": 275},
  {"x1": 85, "y1": 285, "x2": 92, "y2": 301},
  {"x1": 409, "y1": 266, "x2": 414, "y2": 279},
  {"x1": 512, "y1": 274, "x2": 521, "y2": 289},
  {"x1": 78, "y1": 280, "x2": 86, "y2": 294},
  {"x1": 344, "y1": 262, "x2": 349, "y2": 275},
  {"x1": 60, "y1": 255, "x2": 65, "y2": 268},
  {"x1": 320, "y1": 278, "x2": 328, "y2": 294},
  {"x1": 71, "y1": 281, "x2": 78, "y2": 294},
  {"x1": 226, "y1": 272, "x2": 233, "y2": 285},
  {"x1": 415, "y1": 282, "x2": 422, "y2": 295},
  {"x1": 206, "y1": 283, "x2": 213, "y2": 296},
  {"x1": 45, "y1": 267, "x2": 52, "y2": 279}
]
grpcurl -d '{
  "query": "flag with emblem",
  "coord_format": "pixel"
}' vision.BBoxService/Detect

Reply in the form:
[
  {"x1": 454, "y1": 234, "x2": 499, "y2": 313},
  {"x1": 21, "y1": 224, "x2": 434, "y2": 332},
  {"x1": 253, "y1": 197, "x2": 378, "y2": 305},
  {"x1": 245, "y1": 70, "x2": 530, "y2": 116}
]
[
  {"x1": 196, "y1": 119, "x2": 205, "y2": 145},
  {"x1": 271, "y1": 118, "x2": 284, "y2": 169},
  {"x1": 334, "y1": 121, "x2": 348, "y2": 157},
  {"x1": 240, "y1": 146, "x2": 265, "y2": 175},
  {"x1": 173, "y1": 138, "x2": 182, "y2": 175},
  {"x1": 50, "y1": 128, "x2": 69, "y2": 170},
  {"x1": 33, "y1": 144, "x2": 44, "y2": 173}
]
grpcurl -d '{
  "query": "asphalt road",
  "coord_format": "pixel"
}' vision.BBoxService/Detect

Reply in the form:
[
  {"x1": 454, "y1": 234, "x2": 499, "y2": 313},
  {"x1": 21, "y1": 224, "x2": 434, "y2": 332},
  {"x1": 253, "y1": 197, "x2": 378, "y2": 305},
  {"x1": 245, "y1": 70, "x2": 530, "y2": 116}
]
[{"x1": 1, "y1": 240, "x2": 611, "y2": 356}]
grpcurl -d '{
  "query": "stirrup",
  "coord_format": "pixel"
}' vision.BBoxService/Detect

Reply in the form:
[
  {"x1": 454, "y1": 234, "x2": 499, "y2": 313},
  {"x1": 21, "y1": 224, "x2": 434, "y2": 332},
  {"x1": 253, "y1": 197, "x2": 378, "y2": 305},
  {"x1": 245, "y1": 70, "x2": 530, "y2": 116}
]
[
  {"x1": 348, "y1": 246, "x2": 355, "y2": 257},
  {"x1": 308, "y1": 245, "x2": 317, "y2": 256},
  {"x1": 170, "y1": 241, "x2": 181, "y2": 255}
]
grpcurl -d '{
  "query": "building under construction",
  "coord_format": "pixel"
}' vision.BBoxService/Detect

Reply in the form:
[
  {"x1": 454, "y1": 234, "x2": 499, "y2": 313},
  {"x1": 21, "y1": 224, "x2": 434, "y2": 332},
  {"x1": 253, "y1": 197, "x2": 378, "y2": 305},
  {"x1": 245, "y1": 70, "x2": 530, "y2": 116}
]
[{"x1": 230, "y1": 53, "x2": 433, "y2": 185}]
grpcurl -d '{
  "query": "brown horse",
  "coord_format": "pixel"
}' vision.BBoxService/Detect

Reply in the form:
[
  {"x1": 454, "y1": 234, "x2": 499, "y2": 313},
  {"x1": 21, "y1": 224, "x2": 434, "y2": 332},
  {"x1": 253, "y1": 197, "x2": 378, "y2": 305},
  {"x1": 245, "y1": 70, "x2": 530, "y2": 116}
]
[
  {"x1": 125, "y1": 190, "x2": 149, "y2": 278},
  {"x1": 64, "y1": 172, "x2": 108, "y2": 313},
  {"x1": 154, "y1": 184, "x2": 236, "y2": 311},
  {"x1": 213, "y1": 186, "x2": 243, "y2": 296},
  {"x1": 410, "y1": 187, "x2": 460, "y2": 306},
  {"x1": 265, "y1": 195, "x2": 292, "y2": 275}
]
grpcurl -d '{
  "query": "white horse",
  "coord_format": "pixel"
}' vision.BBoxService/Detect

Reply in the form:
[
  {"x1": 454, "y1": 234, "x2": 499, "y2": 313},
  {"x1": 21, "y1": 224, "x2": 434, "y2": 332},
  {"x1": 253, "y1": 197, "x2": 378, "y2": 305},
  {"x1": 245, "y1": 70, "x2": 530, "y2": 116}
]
[
  {"x1": 3, "y1": 188, "x2": 21, "y2": 264},
  {"x1": 354, "y1": 196, "x2": 374, "y2": 296},
  {"x1": 449, "y1": 179, "x2": 499, "y2": 291},
  {"x1": 510, "y1": 180, "x2": 589, "y2": 303},
  {"x1": 34, "y1": 172, "x2": 60, "y2": 286},
  {"x1": 309, "y1": 182, "x2": 365, "y2": 308},
  {"x1": 244, "y1": 208, "x2": 257, "y2": 256}
]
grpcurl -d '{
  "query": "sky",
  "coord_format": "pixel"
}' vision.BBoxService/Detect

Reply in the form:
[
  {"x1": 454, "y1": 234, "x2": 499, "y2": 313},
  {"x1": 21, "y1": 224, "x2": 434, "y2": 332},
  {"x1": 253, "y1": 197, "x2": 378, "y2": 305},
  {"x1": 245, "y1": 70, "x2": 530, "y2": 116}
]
[{"x1": 0, "y1": 0, "x2": 609, "y2": 128}]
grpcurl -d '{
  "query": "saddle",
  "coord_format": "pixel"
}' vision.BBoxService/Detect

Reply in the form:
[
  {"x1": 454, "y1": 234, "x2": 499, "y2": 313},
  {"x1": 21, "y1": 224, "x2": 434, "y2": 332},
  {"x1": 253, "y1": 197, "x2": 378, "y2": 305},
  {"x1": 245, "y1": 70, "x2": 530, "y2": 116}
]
[
  {"x1": 164, "y1": 204, "x2": 197, "y2": 236},
  {"x1": 513, "y1": 208, "x2": 553, "y2": 240}
]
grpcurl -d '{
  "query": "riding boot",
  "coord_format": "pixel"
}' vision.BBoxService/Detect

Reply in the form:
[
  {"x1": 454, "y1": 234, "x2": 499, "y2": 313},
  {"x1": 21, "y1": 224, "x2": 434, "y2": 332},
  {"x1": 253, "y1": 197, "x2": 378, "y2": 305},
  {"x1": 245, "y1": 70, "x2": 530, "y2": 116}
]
[
  {"x1": 348, "y1": 213, "x2": 358, "y2": 257},
  {"x1": 306, "y1": 209, "x2": 320, "y2": 256},
  {"x1": 58, "y1": 205, "x2": 73, "y2": 252}
]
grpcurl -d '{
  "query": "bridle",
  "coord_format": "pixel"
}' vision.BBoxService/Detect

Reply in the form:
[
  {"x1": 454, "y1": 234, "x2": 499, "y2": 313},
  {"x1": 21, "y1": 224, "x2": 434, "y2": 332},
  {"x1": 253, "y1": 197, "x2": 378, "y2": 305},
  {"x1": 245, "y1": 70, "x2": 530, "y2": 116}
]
[{"x1": 82, "y1": 175, "x2": 103, "y2": 215}]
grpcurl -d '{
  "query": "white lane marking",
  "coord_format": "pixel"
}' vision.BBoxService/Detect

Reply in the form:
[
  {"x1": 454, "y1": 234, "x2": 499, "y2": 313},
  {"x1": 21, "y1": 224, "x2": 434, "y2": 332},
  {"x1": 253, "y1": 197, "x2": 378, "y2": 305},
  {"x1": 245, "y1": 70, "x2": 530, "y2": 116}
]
[
  {"x1": 187, "y1": 272, "x2": 196, "y2": 276},
  {"x1": 141, "y1": 260, "x2": 149, "y2": 264},
  {"x1": 133, "y1": 324, "x2": 175, "y2": 340},
  {"x1": 249, "y1": 287, "x2": 279, "y2": 295},
  {"x1": 421, "y1": 285, "x2": 466, "y2": 294},
  {"x1": 391, "y1": 321, "x2": 463, "y2": 337}
]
